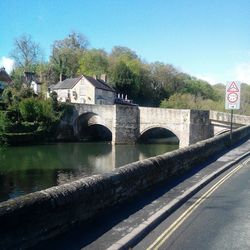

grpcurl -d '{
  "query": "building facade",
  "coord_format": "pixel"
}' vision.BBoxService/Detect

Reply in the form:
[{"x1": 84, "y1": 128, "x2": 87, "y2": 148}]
[{"x1": 50, "y1": 75, "x2": 116, "y2": 105}]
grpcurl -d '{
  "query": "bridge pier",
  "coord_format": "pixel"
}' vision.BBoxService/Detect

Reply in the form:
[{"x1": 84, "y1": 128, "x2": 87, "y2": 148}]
[
  {"x1": 188, "y1": 110, "x2": 213, "y2": 146},
  {"x1": 112, "y1": 105, "x2": 139, "y2": 144}
]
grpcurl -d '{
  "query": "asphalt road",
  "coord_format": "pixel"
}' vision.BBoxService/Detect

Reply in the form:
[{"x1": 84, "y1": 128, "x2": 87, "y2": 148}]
[{"x1": 135, "y1": 157, "x2": 250, "y2": 250}]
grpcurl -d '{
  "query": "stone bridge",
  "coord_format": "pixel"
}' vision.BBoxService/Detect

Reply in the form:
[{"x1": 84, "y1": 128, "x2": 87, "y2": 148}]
[{"x1": 59, "y1": 104, "x2": 250, "y2": 148}]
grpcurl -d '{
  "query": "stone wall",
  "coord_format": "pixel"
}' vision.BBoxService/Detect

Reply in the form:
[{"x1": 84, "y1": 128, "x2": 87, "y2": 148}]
[
  {"x1": 139, "y1": 108, "x2": 212, "y2": 147},
  {"x1": 139, "y1": 107, "x2": 190, "y2": 145},
  {"x1": 1, "y1": 125, "x2": 250, "y2": 249},
  {"x1": 112, "y1": 105, "x2": 139, "y2": 144},
  {"x1": 210, "y1": 110, "x2": 250, "y2": 125},
  {"x1": 209, "y1": 110, "x2": 249, "y2": 136},
  {"x1": 189, "y1": 110, "x2": 213, "y2": 144}
]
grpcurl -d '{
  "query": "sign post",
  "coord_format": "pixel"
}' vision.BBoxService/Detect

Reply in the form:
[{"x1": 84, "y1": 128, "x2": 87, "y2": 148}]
[{"x1": 225, "y1": 81, "x2": 241, "y2": 142}]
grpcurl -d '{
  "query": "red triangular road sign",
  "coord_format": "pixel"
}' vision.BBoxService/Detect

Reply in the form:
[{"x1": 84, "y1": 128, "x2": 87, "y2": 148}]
[{"x1": 227, "y1": 81, "x2": 239, "y2": 92}]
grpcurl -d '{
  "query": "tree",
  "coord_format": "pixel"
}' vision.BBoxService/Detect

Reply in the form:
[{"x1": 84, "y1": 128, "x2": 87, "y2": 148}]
[
  {"x1": 110, "y1": 46, "x2": 138, "y2": 61},
  {"x1": 110, "y1": 61, "x2": 140, "y2": 99},
  {"x1": 239, "y1": 83, "x2": 250, "y2": 115},
  {"x1": 9, "y1": 68, "x2": 25, "y2": 89},
  {"x1": 10, "y1": 34, "x2": 43, "y2": 70},
  {"x1": 149, "y1": 62, "x2": 185, "y2": 98},
  {"x1": 109, "y1": 47, "x2": 147, "y2": 102},
  {"x1": 50, "y1": 32, "x2": 89, "y2": 81},
  {"x1": 182, "y1": 78, "x2": 220, "y2": 101},
  {"x1": 160, "y1": 93, "x2": 198, "y2": 109},
  {"x1": 160, "y1": 93, "x2": 224, "y2": 111},
  {"x1": 78, "y1": 49, "x2": 109, "y2": 77}
]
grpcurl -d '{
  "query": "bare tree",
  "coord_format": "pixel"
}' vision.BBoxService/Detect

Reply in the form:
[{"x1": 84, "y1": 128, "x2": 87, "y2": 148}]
[{"x1": 10, "y1": 34, "x2": 42, "y2": 70}]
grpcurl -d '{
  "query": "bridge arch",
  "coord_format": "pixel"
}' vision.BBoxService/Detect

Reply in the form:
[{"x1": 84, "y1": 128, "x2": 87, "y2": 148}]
[
  {"x1": 139, "y1": 126, "x2": 180, "y2": 145},
  {"x1": 73, "y1": 112, "x2": 112, "y2": 141}
]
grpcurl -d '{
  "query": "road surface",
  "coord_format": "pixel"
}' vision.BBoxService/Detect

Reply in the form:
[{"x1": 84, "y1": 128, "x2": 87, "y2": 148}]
[{"x1": 135, "y1": 157, "x2": 250, "y2": 250}]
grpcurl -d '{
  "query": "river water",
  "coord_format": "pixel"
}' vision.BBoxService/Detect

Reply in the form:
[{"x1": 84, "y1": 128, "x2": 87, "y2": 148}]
[{"x1": 0, "y1": 142, "x2": 178, "y2": 202}]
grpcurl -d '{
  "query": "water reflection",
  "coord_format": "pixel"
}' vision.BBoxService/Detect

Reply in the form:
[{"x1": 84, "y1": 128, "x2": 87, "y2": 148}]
[{"x1": 0, "y1": 142, "x2": 178, "y2": 202}]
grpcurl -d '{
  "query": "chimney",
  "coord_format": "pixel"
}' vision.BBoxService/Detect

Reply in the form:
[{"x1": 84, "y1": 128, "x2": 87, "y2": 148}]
[{"x1": 100, "y1": 74, "x2": 107, "y2": 82}]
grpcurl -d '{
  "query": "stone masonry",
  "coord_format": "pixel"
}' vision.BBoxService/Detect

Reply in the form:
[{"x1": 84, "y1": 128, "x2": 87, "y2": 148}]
[{"x1": 59, "y1": 104, "x2": 248, "y2": 147}]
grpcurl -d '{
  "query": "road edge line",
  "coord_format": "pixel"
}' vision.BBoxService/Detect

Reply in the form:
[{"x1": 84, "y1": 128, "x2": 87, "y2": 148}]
[{"x1": 107, "y1": 150, "x2": 250, "y2": 250}]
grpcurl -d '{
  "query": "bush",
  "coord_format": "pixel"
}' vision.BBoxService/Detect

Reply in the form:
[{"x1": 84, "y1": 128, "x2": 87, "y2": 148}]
[
  {"x1": 19, "y1": 98, "x2": 37, "y2": 122},
  {"x1": 19, "y1": 97, "x2": 60, "y2": 133},
  {"x1": 0, "y1": 111, "x2": 10, "y2": 133},
  {"x1": 0, "y1": 111, "x2": 10, "y2": 146},
  {"x1": 2, "y1": 88, "x2": 13, "y2": 106}
]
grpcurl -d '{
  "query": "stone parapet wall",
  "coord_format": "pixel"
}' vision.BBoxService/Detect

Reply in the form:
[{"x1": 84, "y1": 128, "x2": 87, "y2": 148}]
[
  {"x1": 210, "y1": 110, "x2": 250, "y2": 125},
  {"x1": 2, "y1": 126, "x2": 250, "y2": 249}
]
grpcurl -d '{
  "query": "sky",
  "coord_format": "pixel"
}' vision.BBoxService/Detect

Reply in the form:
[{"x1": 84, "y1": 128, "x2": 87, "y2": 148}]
[{"x1": 1, "y1": 0, "x2": 250, "y2": 84}]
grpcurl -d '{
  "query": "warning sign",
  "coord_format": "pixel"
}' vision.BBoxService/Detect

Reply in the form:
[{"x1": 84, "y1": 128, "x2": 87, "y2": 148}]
[
  {"x1": 225, "y1": 81, "x2": 241, "y2": 110},
  {"x1": 227, "y1": 81, "x2": 239, "y2": 93}
]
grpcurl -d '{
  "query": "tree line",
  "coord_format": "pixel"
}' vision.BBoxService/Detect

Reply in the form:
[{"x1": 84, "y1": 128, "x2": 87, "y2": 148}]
[{"x1": 7, "y1": 32, "x2": 250, "y2": 114}]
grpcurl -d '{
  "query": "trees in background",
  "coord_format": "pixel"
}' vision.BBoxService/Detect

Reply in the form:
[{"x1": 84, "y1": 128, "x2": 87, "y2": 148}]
[
  {"x1": 6, "y1": 32, "x2": 250, "y2": 115},
  {"x1": 78, "y1": 49, "x2": 109, "y2": 77},
  {"x1": 9, "y1": 34, "x2": 44, "y2": 89},
  {"x1": 10, "y1": 34, "x2": 43, "y2": 70},
  {"x1": 50, "y1": 32, "x2": 89, "y2": 82}
]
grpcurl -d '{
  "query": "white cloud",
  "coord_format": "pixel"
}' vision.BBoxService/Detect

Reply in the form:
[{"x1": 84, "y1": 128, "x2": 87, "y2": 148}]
[
  {"x1": 0, "y1": 57, "x2": 15, "y2": 73},
  {"x1": 233, "y1": 62, "x2": 250, "y2": 84}
]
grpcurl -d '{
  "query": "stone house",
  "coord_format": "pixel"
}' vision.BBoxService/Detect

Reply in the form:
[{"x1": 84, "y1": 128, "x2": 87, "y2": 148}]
[{"x1": 50, "y1": 74, "x2": 116, "y2": 105}]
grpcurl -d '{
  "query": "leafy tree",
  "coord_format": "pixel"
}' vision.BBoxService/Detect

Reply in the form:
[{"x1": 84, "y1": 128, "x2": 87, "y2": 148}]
[
  {"x1": 10, "y1": 34, "x2": 43, "y2": 70},
  {"x1": 160, "y1": 93, "x2": 198, "y2": 109},
  {"x1": 212, "y1": 83, "x2": 225, "y2": 99},
  {"x1": 50, "y1": 32, "x2": 89, "y2": 81},
  {"x1": 109, "y1": 46, "x2": 148, "y2": 102},
  {"x1": 19, "y1": 98, "x2": 59, "y2": 127},
  {"x1": 160, "y1": 93, "x2": 224, "y2": 111},
  {"x1": 110, "y1": 61, "x2": 140, "y2": 99},
  {"x1": 238, "y1": 83, "x2": 250, "y2": 115},
  {"x1": 78, "y1": 49, "x2": 109, "y2": 77},
  {"x1": 110, "y1": 46, "x2": 138, "y2": 61},
  {"x1": 148, "y1": 62, "x2": 185, "y2": 98},
  {"x1": 182, "y1": 78, "x2": 220, "y2": 101}
]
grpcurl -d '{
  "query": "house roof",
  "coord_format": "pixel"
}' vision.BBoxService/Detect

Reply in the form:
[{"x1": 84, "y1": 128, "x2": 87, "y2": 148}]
[
  {"x1": 52, "y1": 75, "x2": 116, "y2": 92},
  {"x1": 84, "y1": 75, "x2": 116, "y2": 92},
  {"x1": 52, "y1": 76, "x2": 82, "y2": 90},
  {"x1": 0, "y1": 68, "x2": 12, "y2": 83}
]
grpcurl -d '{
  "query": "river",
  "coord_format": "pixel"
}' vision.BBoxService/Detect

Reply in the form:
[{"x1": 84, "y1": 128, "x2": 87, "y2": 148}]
[{"x1": 0, "y1": 142, "x2": 178, "y2": 202}]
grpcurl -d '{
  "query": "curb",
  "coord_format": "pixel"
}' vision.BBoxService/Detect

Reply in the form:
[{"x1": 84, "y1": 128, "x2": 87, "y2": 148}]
[{"x1": 107, "y1": 150, "x2": 250, "y2": 250}]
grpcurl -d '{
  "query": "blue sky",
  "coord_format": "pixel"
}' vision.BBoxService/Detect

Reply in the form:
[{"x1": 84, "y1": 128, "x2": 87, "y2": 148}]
[{"x1": 1, "y1": 0, "x2": 250, "y2": 84}]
